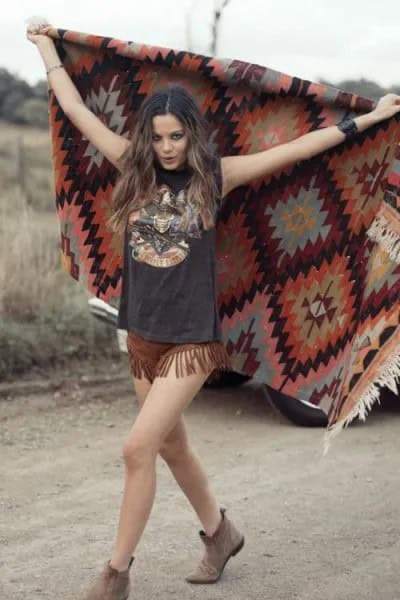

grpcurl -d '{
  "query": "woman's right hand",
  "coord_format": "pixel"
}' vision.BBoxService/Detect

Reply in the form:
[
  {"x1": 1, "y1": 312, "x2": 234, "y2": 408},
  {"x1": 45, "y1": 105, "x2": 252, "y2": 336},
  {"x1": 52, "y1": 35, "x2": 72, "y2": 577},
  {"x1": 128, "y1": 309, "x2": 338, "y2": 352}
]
[{"x1": 26, "y1": 20, "x2": 52, "y2": 46}]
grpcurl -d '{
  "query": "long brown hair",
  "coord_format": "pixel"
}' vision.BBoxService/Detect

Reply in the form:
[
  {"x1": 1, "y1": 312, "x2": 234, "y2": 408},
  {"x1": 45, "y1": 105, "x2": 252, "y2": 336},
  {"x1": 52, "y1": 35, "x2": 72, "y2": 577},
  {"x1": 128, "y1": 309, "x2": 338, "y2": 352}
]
[{"x1": 107, "y1": 84, "x2": 220, "y2": 238}]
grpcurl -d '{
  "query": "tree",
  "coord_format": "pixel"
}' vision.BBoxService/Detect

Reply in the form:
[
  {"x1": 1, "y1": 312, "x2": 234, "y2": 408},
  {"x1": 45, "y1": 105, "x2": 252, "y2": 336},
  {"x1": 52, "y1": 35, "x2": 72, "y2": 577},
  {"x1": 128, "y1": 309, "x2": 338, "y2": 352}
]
[
  {"x1": 185, "y1": 0, "x2": 231, "y2": 55},
  {"x1": 14, "y1": 98, "x2": 49, "y2": 128},
  {"x1": 0, "y1": 67, "x2": 48, "y2": 126},
  {"x1": 318, "y1": 76, "x2": 396, "y2": 101},
  {"x1": 211, "y1": 0, "x2": 231, "y2": 55},
  {"x1": 0, "y1": 68, "x2": 30, "y2": 114},
  {"x1": 32, "y1": 80, "x2": 49, "y2": 101}
]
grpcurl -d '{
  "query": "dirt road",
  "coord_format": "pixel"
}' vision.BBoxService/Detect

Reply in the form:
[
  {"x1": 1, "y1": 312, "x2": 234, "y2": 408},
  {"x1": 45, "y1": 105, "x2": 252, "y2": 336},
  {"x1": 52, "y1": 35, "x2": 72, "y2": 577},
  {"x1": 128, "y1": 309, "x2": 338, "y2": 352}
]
[{"x1": 1, "y1": 362, "x2": 399, "y2": 600}]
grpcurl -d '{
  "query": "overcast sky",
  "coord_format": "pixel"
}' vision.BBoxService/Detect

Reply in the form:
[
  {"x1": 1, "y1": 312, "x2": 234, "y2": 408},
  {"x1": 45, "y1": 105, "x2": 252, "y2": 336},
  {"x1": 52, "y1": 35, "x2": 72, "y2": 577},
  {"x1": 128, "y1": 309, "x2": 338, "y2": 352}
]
[{"x1": 4, "y1": 0, "x2": 400, "y2": 88}]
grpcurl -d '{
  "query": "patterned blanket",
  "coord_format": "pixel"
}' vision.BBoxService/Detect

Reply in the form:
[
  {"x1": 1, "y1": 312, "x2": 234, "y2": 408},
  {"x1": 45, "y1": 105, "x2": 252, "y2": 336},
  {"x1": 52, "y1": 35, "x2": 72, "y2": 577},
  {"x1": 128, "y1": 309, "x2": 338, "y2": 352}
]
[{"x1": 45, "y1": 27, "x2": 400, "y2": 451}]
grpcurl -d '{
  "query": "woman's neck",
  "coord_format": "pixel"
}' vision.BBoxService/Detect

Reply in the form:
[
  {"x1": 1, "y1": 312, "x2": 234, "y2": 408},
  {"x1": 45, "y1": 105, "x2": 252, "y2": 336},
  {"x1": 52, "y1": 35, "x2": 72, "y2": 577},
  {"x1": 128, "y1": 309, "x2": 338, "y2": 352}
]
[{"x1": 155, "y1": 160, "x2": 189, "y2": 173}]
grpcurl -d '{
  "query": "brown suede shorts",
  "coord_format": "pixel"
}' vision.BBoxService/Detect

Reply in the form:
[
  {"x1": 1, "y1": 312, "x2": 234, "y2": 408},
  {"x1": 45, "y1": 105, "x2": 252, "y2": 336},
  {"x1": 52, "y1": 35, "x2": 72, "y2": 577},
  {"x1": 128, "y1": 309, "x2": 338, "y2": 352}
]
[{"x1": 126, "y1": 330, "x2": 232, "y2": 383}]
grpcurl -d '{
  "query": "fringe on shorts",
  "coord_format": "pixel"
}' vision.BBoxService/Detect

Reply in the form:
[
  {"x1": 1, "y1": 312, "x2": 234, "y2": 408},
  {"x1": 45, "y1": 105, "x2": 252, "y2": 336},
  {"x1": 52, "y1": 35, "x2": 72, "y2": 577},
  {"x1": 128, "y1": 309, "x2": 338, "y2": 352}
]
[
  {"x1": 126, "y1": 331, "x2": 232, "y2": 381},
  {"x1": 157, "y1": 341, "x2": 232, "y2": 379},
  {"x1": 127, "y1": 350, "x2": 155, "y2": 382}
]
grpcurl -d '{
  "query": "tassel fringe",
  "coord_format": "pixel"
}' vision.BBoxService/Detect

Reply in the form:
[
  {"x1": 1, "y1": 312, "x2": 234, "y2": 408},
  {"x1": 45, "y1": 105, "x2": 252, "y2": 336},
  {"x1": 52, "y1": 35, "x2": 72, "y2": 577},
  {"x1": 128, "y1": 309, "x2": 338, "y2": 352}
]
[
  {"x1": 156, "y1": 341, "x2": 232, "y2": 379},
  {"x1": 367, "y1": 215, "x2": 400, "y2": 263},
  {"x1": 323, "y1": 344, "x2": 400, "y2": 456},
  {"x1": 126, "y1": 331, "x2": 232, "y2": 381},
  {"x1": 126, "y1": 348, "x2": 155, "y2": 382}
]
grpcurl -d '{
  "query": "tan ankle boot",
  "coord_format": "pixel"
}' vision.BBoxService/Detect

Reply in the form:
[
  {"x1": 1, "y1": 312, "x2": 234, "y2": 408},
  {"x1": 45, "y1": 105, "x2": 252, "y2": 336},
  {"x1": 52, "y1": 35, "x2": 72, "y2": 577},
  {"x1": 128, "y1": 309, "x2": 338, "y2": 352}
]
[
  {"x1": 185, "y1": 507, "x2": 244, "y2": 584},
  {"x1": 83, "y1": 556, "x2": 134, "y2": 600}
]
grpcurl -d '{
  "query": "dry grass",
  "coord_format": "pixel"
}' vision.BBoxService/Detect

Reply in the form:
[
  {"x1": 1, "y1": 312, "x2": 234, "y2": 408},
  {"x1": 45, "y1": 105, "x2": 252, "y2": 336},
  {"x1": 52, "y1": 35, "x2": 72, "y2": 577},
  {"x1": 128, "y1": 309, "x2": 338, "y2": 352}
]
[
  {"x1": 0, "y1": 119, "x2": 54, "y2": 210},
  {"x1": 0, "y1": 123, "x2": 120, "y2": 380},
  {"x1": 0, "y1": 190, "x2": 61, "y2": 320}
]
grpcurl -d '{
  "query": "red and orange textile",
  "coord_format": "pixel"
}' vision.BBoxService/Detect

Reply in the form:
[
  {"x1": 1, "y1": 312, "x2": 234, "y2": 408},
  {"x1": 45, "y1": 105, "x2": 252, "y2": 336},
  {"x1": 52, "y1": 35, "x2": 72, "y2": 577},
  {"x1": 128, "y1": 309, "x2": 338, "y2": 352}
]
[{"x1": 45, "y1": 27, "x2": 400, "y2": 450}]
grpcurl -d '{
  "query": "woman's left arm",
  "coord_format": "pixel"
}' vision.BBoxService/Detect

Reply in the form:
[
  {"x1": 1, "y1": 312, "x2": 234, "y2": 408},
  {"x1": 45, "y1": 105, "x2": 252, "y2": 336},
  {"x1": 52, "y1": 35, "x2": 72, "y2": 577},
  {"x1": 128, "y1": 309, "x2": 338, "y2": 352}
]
[{"x1": 221, "y1": 93, "x2": 400, "y2": 197}]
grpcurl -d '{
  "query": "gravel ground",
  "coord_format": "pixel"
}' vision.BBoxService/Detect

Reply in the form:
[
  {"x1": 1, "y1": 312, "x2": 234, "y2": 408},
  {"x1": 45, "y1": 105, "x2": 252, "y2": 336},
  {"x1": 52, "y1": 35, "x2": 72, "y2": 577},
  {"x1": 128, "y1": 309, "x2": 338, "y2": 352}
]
[{"x1": 1, "y1": 364, "x2": 399, "y2": 600}]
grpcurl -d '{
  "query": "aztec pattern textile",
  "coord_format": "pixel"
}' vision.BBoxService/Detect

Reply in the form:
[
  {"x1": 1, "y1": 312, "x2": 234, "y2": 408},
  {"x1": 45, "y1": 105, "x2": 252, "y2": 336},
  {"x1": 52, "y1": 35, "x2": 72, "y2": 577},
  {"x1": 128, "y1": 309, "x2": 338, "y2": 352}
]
[{"x1": 46, "y1": 27, "x2": 400, "y2": 450}]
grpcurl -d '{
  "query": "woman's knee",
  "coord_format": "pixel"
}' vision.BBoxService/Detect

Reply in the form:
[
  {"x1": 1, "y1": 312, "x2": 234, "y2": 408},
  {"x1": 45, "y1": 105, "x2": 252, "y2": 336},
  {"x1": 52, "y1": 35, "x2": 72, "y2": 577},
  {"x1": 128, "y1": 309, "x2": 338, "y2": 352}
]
[
  {"x1": 159, "y1": 435, "x2": 191, "y2": 465},
  {"x1": 122, "y1": 437, "x2": 158, "y2": 470},
  {"x1": 158, "y1": 419, "x2": 191, "y2": 465}
]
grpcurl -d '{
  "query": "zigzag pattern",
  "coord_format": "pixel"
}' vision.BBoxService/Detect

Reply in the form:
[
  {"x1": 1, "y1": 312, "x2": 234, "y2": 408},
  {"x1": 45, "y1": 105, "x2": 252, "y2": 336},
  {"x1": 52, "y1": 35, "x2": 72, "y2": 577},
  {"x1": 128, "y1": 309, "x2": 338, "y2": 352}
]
[{"x1": 46, "y1": 27, "x2": 400, "y2": 434}]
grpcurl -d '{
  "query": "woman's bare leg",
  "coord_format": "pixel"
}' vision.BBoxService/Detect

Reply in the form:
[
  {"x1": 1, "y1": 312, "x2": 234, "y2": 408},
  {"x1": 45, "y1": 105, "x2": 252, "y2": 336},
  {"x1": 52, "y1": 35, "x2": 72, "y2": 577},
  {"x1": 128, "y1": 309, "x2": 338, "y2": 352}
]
[
  {"x1": 109, "y1": 364, "x2": 214, "y2": 572},
  {"x1": 132, "y1": 377, "x2": 222, "y2": 538},
  {"x1": 159, "y1": 418, "x2": 222, "y2": 535}
]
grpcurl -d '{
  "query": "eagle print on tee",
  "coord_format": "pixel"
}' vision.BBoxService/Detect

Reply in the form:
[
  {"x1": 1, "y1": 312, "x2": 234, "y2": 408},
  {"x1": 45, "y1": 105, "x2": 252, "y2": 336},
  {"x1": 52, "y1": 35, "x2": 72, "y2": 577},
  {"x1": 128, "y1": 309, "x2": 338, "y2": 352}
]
[{"x1": 127, "y1": 183, "x2": 204, "y2": 268}]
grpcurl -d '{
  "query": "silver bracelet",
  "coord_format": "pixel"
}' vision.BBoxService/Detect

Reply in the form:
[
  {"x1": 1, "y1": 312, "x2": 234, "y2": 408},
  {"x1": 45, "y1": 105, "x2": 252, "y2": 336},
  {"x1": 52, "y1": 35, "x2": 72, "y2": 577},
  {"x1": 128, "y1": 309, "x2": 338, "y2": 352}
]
[{"x1": 46, "y1": 64, "x2": 64, "y2": 75}]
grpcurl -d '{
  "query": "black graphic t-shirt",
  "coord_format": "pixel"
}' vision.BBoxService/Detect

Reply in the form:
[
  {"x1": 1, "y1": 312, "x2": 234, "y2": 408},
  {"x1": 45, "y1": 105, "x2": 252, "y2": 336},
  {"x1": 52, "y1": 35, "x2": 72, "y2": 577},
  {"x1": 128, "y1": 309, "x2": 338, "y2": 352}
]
[{"x1": 117, "y1": 155, "x2": 224, "y2": 343}]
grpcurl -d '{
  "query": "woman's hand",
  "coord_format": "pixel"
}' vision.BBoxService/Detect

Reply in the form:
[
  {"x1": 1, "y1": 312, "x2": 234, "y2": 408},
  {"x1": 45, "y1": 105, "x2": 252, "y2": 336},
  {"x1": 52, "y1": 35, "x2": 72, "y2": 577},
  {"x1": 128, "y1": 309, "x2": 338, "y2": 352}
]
[
  {"x1": 25, "y1": 17, "x2": 52, "y2": 46},
  {"x1": 371, "y1": 93, "x2": 400, "y2": 122}
]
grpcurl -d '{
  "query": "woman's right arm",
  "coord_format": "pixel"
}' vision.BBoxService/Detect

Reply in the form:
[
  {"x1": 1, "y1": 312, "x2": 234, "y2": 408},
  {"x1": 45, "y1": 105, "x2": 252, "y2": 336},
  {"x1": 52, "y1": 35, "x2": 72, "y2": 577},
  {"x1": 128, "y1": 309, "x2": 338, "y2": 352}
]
[{"x1": 31, "y1": 31, "x2": 130, "y2": 171}]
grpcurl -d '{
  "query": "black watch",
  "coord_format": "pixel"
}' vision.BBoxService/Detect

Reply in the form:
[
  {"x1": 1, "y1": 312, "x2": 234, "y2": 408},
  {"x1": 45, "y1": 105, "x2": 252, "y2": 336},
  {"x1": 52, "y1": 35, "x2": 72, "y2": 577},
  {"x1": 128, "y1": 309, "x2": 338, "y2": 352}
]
[{"x1": 337, "y1": 118, "x2": 359, "y2": 141}]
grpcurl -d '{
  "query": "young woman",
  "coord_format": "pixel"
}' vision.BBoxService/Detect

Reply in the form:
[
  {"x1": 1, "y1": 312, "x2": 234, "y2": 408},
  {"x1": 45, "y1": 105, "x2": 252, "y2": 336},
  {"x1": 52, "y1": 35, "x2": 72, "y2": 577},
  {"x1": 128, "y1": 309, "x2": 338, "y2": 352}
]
[{"x1": 27, "y1": 21, "x2": 400, "y2": 600}]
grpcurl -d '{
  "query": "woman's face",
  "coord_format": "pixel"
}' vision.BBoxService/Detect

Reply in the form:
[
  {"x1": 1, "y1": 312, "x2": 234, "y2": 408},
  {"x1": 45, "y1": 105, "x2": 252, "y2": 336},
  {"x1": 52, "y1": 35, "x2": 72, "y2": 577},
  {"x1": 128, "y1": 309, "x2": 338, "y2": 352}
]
[{"x1": 151, "y1": 113, "x2": 189, "y2": 170}]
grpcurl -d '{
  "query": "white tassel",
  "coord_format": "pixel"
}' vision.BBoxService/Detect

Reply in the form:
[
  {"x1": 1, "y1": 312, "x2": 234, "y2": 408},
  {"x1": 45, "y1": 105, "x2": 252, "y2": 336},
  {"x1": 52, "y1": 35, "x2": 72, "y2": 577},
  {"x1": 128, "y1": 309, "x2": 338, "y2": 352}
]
[
  {"x1": 323, "y1": 345, "x2": 400, "y2": 456},
  {"x1": 367, "y1": 216, "x2": 400, "y2": 263},
  {"x1": 24, "y1": 15, "x2": 51, "y2": 32}
]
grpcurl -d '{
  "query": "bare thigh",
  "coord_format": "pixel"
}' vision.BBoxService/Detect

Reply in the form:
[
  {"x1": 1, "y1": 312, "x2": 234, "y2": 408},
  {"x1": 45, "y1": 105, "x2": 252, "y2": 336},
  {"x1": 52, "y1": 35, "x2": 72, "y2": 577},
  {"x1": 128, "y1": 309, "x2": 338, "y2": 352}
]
[
  {"x1": 133, "y1": 370, "x2": 197, "y2": 459},
  {"x1": 132, "y1": 377, "x2": 188, "y2": 455},
  {"x1": 128, "y1": 365, "x2": 207, "y2": 456},
  {"x1": 132, "y1": 376, "x2": 152, "y2": 408}
]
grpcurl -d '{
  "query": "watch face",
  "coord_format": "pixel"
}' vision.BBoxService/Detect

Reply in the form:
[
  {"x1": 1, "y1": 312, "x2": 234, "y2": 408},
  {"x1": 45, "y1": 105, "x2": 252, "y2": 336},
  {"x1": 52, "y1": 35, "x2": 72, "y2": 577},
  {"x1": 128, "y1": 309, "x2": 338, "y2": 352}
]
[{"x1": 338, "y1": 118, "x2": 357, "y2": 136}]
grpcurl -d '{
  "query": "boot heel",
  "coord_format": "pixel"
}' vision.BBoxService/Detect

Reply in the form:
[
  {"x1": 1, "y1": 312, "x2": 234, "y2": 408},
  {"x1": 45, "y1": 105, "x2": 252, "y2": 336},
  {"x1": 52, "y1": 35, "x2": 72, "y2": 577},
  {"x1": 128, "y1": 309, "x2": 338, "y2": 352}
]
[
  {"x1": 231, "y1": 536, "x2": 245, "y2": 556},
  {"x1": 82, "y1": 557, "x2": 134, "y2": 600},
  {"x1": 185, "y1": 508, "x2": 244, "y2": 584}
]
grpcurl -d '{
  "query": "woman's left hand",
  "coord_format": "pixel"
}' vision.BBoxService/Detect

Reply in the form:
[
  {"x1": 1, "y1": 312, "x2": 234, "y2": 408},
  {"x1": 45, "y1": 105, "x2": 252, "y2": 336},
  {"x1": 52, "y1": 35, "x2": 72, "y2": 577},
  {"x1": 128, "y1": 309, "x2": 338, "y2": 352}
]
[{"x1": 372, "y1": 93, "x2": 400, "y2": 122}]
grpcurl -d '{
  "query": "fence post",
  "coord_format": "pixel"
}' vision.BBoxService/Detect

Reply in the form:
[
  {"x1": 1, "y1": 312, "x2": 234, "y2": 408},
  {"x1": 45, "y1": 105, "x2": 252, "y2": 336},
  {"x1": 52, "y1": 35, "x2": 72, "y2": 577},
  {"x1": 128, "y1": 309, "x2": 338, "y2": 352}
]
[{"x1": 16, "y1": 136, "x2": 31, "y2": 205}]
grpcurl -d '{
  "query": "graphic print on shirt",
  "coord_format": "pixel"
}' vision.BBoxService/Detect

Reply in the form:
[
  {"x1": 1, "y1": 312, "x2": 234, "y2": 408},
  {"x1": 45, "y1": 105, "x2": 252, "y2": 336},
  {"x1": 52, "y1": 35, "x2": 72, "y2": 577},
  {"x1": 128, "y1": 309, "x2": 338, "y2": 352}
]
[{"x1": 127, "y1": 183, "x2": 204, "y2": 268}]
